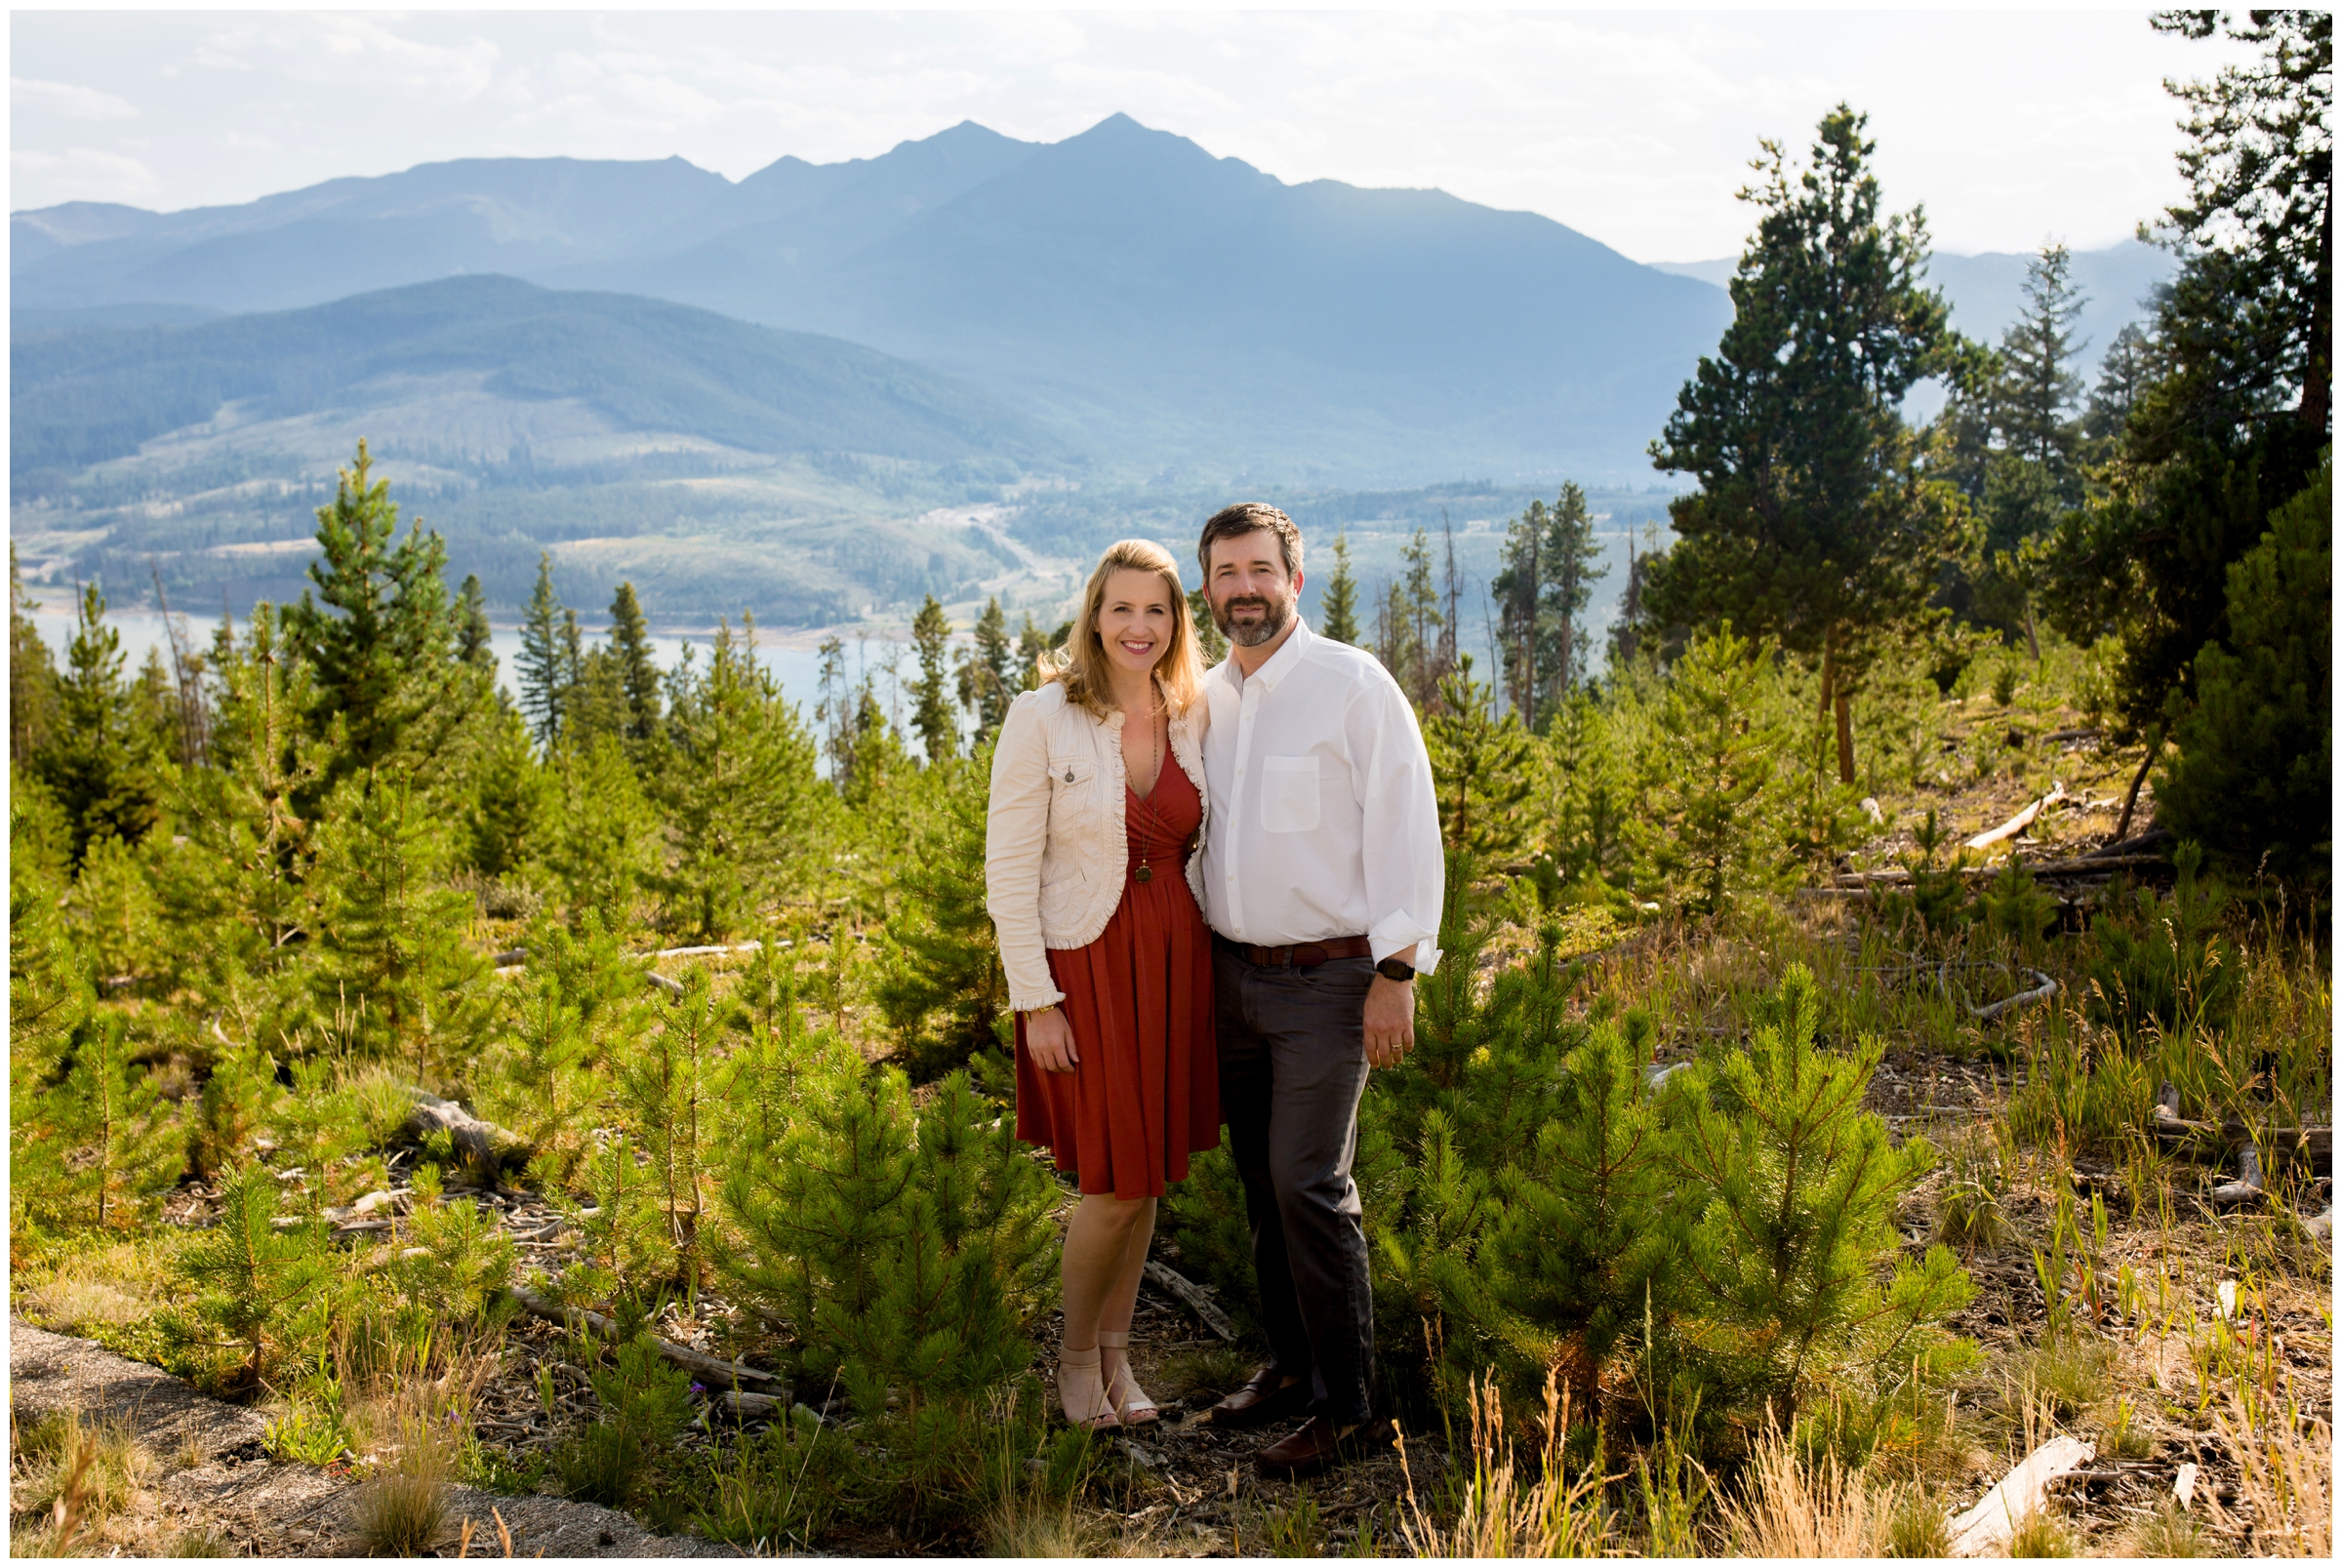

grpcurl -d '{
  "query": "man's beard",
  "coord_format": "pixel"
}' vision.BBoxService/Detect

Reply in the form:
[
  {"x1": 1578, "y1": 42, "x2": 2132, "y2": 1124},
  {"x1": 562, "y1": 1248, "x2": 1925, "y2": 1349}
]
[{"x1": 1213, "y1": 590, "x2": 1294, "y2": 649}]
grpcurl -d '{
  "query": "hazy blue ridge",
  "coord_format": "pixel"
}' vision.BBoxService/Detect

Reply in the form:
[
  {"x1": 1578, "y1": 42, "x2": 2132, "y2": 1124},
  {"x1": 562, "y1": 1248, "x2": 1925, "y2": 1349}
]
[{"x1": 11, "y1": 274, "x2": 1070, "y2": 490}]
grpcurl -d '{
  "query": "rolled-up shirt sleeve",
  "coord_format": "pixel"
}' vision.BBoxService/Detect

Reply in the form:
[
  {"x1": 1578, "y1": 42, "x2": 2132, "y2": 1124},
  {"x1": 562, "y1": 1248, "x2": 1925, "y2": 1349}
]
[
  {"x1": 1348, "y1": 678, "x2": 1446, "y2": 974},
  {"x1": 984, "y1": 697, "x2": 1065, "y2": 1012}
]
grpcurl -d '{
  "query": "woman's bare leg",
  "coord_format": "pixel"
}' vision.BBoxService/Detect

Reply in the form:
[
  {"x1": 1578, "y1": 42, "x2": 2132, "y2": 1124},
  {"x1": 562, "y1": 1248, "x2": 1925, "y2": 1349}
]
[{"x1": 1062, "y1": 1194, "x2": 1151, "y2": 1350}]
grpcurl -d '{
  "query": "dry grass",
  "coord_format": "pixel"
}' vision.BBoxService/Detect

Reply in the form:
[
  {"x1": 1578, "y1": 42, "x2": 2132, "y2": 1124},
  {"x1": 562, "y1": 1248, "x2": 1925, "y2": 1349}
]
[
  {"x1": 10, "y1": 1406, "x2": 154, "y2": 1556},
  {"x1": 350, "y1": 1412, "x2": 456, "y2": 1555},
  {"x1": 2003, "y1": 1506, "x2": 2080, "y2": 1556},
  {"x1": 1714, "y1": 1419, "x2": 1908, "y2": 1558},
  {"x1": 982, "y1": 1492, "x2": 1114, "y2": 1557},
  {"x1": 1396, "y1": 1371, "x2": 1609, "y2": 1558},
  {"x1": 2123, "y1": 1498, "x2": 2212, "y2": 1557},
  {"x1": 2210, "y1": 1385, "x2": 2332, "y2": 1557}
]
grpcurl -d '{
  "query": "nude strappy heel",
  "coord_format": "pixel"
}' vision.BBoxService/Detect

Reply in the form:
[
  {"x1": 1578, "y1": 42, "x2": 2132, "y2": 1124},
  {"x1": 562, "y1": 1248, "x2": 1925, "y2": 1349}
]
[
  {"x1": 1057, "y1": 1344, "x2": 1121, "y2": 1430},
  {"x1": 1096, "y1": 1331, "x2": 1159, "y2": 1426}
]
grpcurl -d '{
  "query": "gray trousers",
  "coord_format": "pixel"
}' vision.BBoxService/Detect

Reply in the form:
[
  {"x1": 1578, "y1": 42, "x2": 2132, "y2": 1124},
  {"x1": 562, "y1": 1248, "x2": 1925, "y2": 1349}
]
[{"x1": 1213, "y1": 942, "x2": 1376, "y2": 1425}]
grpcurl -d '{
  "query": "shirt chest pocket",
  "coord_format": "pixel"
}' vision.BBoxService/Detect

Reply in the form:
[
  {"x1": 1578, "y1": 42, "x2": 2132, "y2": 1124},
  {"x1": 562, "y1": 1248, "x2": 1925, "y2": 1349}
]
[
  {"x1": 1047, "y1": 752, "x2": 1099, "y2": 816},
  {"x1": 1261, "y1": 753, "x2": 1321, "y2": 833}
]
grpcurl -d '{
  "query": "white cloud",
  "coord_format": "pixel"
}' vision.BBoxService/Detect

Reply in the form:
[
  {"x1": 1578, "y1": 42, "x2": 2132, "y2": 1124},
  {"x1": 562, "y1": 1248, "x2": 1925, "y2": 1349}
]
[
  {"x1": 12, "y1": 146, "x2": 160, "y2": 204},
  {"x1": 11, "y1": 76, "x2": 138, "y2": 121}
]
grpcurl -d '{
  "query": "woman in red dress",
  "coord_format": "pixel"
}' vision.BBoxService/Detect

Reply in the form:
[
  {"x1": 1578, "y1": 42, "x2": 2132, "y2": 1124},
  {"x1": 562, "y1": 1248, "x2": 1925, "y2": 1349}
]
[{"x1": 985, "y1": 539, "x2": 1218, "y2": 1429}]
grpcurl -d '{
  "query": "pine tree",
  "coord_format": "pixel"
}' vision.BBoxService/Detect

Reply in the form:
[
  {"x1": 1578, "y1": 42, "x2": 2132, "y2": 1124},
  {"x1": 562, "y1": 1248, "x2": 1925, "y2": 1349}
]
[
  {"x1": 1635, "y1": 627, "x2": 1795, "y2": 915},
  {"x1": 1422, "y1": 663, "x2": 1537, "y2": 863},
  {"x1": 871, "y1": 754, "x2": 1008, "y2": 1079},
  {"x1": 149, "y1": 603, "x2": 324, "y2": 988},
  {"x1": 1015, "y1": 613, "x2": 1058, "y2": 689},
  {"x1": 1539, "y1": 483, "x2": 1608, "y2": 700},
  {"x1": 2039, "y1": 14, "x2": 2328, "y2": 741},
  {"x1": 1487, "y1": 1009, "x2": 1682, "y2": 1416},
  {"x1": 2157, "y1": 453, "x2": 2330, "y2": 880},
  {"x1": 35, "y1": 581, "x2": 162, "y2": 864},
  {"x1": 1665, "y1": 964, "x2": 1975, "y2": 1418},
  {"x1": 517, "y1": 552, "x2": 569, "y2": 748},
  {"x1": 1997, "y1": 243, "x2": 2088, "y2": 483},
  {"x1": 606, "y1": 582, "x2": 663, "y2": 743},
  {"x1": 615, "y1": 969, "x2": 734, "y2": 1289},
  {"x1": 284, "y1": 440, "x2": 462, "y2": 779},
  {"x1": 1493, "y1": 498, "x2": 1550, "y2": 724},
  {"x1": 1545, "y1": 688, "x2": 1638, "y2": 895},
  {"x1": 466, "y1": 704, "x2": 545, "y2": 880},
  {"x1": 908, "y1": 595, "x2": 958, "y2": 763},
  {"x1": 956, "y1": 596, "x2": 1016, "y2": 746},
  {"x1": 1318, "y1": 533, "x2": 1361, "y2": 645},
  {"x1": 311, "y1": 770, "x2": 489, "y2": 1076},
  {"x1": 65, "y1": 833, "x2": 161, "y2": 985},
  {"x1": 454, "y1": 574, "x2": 496, "y2": 673},
  {"x1": 9, "y1": 544, "x2": 61, "y2": 763},
  {"x1": 717, "y1": 1065, "x2": 1057, "y2": 1427},
  {"x1": 20, "y1": 1012, "x2": 183, "y2": 1232},
  {"x1": 566, "y1": 644, "x2": 629, "y2": 748},
  {"x1": 544, "y1": 734, "x2": 662, "y2": 930},
  {"x1": 168, "y1": 1161, "x2": 333, "y2": 1391},
  {"x1": 657, "y1": 622, "x2": 826, "y2": 940},
  {"x1": 1644, "y1": 107, "x2": 1964, "y2": 784}
]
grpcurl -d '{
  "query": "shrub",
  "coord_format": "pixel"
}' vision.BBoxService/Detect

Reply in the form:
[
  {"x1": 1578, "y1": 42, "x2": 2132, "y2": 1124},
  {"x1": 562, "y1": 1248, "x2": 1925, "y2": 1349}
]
[
  {"x1": 17, "y1": 1011, "x2": 184, "y2": 1232},
  {"x1": 718, "y1": 1065, "x2": 1057, "y2": 1503},
  {"x1": 554, "y1": 1334, "x2": 694, "y2": 1509},
  {"x1": 388, "y1": 1164, "x2": 517, "y2": 1329},
  {"x1": 2083, "y1": 843, "x2": 2241, "y2": 1045},
  {"x1": 1666, "y1": 965, "x2": 1976, "y2": 1420},
  {"x1": 165, "y1": 1162, "x2": 334, "y2": 1392}
]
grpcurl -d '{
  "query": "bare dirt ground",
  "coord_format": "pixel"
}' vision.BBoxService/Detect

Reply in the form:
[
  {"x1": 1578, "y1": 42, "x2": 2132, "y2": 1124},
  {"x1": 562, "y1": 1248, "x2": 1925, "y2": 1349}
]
[{"x1": 8, "y1": 1324, "x2": 734, "y2": 1558}]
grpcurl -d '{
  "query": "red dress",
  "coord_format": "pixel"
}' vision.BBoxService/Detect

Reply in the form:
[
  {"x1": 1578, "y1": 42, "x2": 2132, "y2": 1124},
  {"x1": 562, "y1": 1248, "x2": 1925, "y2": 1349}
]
[{"x1": 1015, "y1": 758, "x2": 1219, "y2": 1199}]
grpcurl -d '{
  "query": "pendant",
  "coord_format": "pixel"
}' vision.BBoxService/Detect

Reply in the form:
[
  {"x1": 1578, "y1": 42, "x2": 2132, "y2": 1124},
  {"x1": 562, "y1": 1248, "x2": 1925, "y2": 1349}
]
[{"x1": 1135, "y1": 864, "x2": 1153, "y2": 883}]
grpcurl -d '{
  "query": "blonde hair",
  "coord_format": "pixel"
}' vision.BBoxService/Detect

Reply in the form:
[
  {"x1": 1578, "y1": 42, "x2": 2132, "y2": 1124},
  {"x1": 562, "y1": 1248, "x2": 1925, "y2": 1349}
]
[{"x1": 1043, "y1": 540, "x2": 1205, "y2": 717}]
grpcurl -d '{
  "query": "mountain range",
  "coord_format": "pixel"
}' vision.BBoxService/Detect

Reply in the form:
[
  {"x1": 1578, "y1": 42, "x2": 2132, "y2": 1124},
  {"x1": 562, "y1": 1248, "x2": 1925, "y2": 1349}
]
[{"x1": 11, "y1": 115, "x2": 2169, "y2": 624}]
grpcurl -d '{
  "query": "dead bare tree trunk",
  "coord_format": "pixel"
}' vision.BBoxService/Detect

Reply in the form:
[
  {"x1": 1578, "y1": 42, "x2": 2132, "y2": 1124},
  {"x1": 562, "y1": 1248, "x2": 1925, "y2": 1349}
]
[{"x1": 2113, "y1": 720, "x2": 2168, "y2": 841}]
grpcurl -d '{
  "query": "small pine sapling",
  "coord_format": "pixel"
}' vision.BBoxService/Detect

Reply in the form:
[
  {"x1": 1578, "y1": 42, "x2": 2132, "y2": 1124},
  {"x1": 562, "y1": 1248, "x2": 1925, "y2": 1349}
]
[
  {"x1": 720, "y1": 936, "x2": 859, "y2": 1152},
  {"x1": 481, "y1": 981, "x2": 602, "y2": 1188},
  {"x1": 615, "y1": 968, "x2": 732, "y2": 1289},
  {"x1": 555, "y1": 1333, "x2": 694, "y2": 1508},
  {"x1": 169, "y1": 1162, "x2": 333, "y2": 1391},
  {"x1": 1665, "y1": 964, "x2": 1975, "y2": 1421},
  {"x1": 195, "y1": 1038, "x2": 291, "y2": 1178},
  {"x1": 549, "y1": 1131, "x2": 676, "y2": 1316},
  {"x1": 1634, "y1": 626, "x2": 1797, "y2": 914},
  {"x1": 870, "y1": 754, "x2": 1007, "y2": 1080},
  {"x1": 1487, "y1": 1010, "x2": 1683, "y2": 1418},
  {"x1": 268, "y1": 1057, "x2": 372, "y2": 1217},
  {"x1": 718, "y1": 1067, "x2": 1056, "y2": 1437},
  {"x1": 2083, "y1": 842, "x2": 2241, "y2": 1045},
  {"x1": 23, "y1": 1013, "x2": 185, "y2": 1231},
  {"x1": 391, "y1": 1163, "x2": 517, "y2": 1330}
]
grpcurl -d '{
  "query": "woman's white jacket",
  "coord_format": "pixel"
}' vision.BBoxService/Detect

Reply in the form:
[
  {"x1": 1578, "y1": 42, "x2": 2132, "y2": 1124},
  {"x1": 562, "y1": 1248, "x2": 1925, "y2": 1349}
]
[{"x1": 984, "y1": 680, "x2": 1209, "y2": 1014}]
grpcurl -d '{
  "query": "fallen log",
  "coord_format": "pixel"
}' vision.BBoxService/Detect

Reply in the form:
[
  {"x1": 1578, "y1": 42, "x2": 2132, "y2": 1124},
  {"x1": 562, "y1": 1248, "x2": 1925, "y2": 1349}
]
[
  {"x1": 1967, "y1": 968, "x2": 2057, "y2": 1022},
  {"x1": 1948, "y1": 1434, "x2": 2096, "y2": 1556},
  {"x1": 1142, "y1": 1262, "x2": 1237, "y2": 1341},
  {"x1": 402, "y1": 1089, "x2": 531, "y2": 1174},
  {"x1": 1966, "y1": 784, "x2": 2067, "y2": 851},
  {"x1": 508, "y1": 1283, "x2": 787, "y2": 1394}
]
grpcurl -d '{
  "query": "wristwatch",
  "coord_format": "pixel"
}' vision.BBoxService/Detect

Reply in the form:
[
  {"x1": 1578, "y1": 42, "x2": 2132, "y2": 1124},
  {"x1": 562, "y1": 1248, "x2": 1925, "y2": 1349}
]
[{"x1": 1375, "y1": 956, "x2": 1417, "y2": 984}]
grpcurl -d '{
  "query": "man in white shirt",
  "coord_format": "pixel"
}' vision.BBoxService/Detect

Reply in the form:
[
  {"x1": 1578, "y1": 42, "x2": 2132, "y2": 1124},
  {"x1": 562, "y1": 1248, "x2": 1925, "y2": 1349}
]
[{"x1": 1191, "y1": 503, "x2": 1444, "y2": 1478}]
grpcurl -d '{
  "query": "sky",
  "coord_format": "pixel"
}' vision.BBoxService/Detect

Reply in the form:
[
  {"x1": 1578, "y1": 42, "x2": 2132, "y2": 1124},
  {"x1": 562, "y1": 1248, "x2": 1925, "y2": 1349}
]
[{"x1": 10, "y1": 8, "x2": 2254, "y2": 263}]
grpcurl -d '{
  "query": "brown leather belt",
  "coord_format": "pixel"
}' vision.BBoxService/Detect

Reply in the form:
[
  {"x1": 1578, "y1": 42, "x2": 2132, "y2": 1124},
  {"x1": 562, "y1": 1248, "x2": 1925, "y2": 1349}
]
[{"x1": 1217, "y1": 933, "x2": 1373, "y2": 968}]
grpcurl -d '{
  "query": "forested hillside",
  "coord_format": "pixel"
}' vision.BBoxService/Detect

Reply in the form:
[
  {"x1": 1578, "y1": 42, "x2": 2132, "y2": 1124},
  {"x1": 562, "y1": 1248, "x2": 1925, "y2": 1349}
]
[{"x1": 9, "y1": 15, "x2": 2328, "y2": 1559}]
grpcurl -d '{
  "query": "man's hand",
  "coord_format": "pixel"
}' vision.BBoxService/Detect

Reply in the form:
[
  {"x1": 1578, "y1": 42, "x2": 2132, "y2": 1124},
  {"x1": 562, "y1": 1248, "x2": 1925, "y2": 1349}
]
[
  {"x1": 1026, "y1": 1008, "x2": 1079, "y2": 1073},
  {"x1": 1363, "y1": 975, "x2": 1415, "y2": 1069}
]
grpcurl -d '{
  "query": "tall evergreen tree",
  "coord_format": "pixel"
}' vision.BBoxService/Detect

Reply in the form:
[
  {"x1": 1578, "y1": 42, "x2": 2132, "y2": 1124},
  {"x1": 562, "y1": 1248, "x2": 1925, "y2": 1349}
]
[
  {"x1": 657, "y1": 622, "x2": 827, "y2": 939},
  {"x1": 518, "y1": 552, "x2": 569, "y2": 748},
  {"x1": 1318, "y1": 532, "x2": 1361, "y2": 645},
  {"x1": 2156, "y1": 452, "x2": 2330, "y2": 880},
  {"x1": 543, "y1": 734, "x2": 663, "y2": 932},
  {"x1": 454, "y1": 574, "x2": 496, "y2": 674},
  {"x1": 36, "y1": 581, "x2": 162, "y2": 864},
  {"x1": 607, "y1": 582, "x2": 663, "y2": 744},
  {"x1": 2040, "y1": 12, "x2": 2330, "y2": 746},
  {"x1": 871, "y1": 754, "x2": 1008, "y2": 1079},
  {"x1": 10, "y1": 546, "x2": 61, "y2": 764},
  {"x1": 284, "y1": 440, "x2": 460, "y2": 779},
  {"x1": 1998, "y1": 243, "x2": 2089, "y2": 480},
  {"x1": 1494, "y1": 485, "x2": 1609, "y2": 729},
  {"x1": 1643, "y1": 106, "x2": 1965, "y2": 784},
  {"x1": 955, "y1": 596, "x2": 1015, "y2": 746},
  {"x1": 1185, "y1": 588, "x2": 1228, "y2": 664},
  {"x1": 311, "y1": 770, "x2": 489, "y2": 1077},
  {"x1": 908, "y1": 595, "x2": 958, "y2": 764}
]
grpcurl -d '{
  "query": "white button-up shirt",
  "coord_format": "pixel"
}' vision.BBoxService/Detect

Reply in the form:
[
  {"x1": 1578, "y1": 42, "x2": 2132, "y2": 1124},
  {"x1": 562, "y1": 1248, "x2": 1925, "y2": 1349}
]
[{"x1": 1198, "y1": 619, "x2": 1444, "y2": 972}]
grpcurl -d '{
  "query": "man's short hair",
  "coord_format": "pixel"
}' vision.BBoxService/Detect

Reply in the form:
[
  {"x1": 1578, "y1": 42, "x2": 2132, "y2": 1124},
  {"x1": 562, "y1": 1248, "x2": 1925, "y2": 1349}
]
[{"x1": 1198, "y1": 503, "x2": 1304, "y2": 581}]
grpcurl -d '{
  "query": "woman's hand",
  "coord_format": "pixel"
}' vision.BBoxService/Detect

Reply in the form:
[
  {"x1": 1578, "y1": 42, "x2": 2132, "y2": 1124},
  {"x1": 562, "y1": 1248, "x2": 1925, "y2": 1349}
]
[{"x1": 1026, "y1": 1007, "x2": 1080, "y2": 1073}]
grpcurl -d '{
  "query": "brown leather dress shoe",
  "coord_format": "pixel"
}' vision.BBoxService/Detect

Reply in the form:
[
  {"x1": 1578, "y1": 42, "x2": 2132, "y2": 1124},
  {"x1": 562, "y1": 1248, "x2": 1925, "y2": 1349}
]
[
  {"x1": 1253, "y1": 1416, "x2": 1396, "y2": 1479},
  {"x1": 1207, "y1": 1368, "x2": 1311, "y2": 1428}
]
